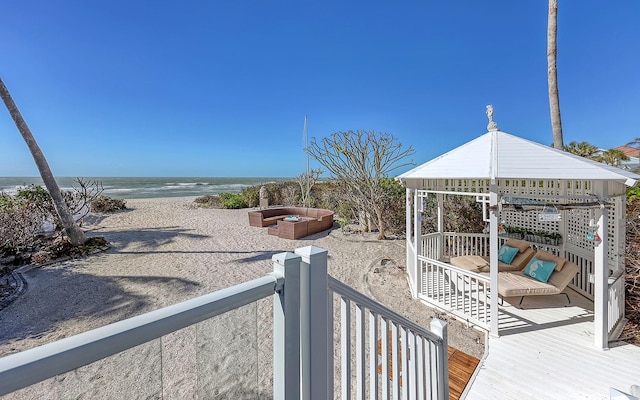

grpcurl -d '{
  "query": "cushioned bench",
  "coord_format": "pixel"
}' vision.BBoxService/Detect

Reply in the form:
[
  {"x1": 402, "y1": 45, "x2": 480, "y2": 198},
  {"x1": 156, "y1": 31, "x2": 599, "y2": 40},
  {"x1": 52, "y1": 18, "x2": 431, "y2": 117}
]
[{"x1": 497, "y1": 250, "x2": 579, "y2": 308}]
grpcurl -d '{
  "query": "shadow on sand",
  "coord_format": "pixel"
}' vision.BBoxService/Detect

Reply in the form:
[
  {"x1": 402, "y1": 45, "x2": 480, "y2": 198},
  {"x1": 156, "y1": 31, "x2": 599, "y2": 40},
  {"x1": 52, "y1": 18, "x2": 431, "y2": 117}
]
[{"x1": 0, "y1": 265, "x2": 201, "y2": 346}]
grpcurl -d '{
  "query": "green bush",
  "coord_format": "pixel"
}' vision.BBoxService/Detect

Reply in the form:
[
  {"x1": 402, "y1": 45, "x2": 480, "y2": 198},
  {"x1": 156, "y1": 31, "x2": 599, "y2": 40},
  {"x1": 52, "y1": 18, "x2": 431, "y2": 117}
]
[
  {"x1": 219, "y1": 193, "x2": 248, "y2": 209},
  {"x1": 627, "y1": 185, "x2": 640, "y2": 202},
  {"x1": 241, "y1": 187, "x2": 260, "y2": 208}
]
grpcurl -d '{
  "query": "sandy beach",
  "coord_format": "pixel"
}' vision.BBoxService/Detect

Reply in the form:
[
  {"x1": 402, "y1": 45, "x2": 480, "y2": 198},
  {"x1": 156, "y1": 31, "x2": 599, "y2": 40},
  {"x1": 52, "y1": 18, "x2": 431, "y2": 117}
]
[{"x1": 0, "y1": 197, "x2": 484, "y2": 398}]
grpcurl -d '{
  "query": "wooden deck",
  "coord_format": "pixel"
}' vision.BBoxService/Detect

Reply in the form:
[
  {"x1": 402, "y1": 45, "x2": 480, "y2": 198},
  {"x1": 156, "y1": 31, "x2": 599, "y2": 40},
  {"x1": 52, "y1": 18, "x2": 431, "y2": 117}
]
[
  {"x1": 463, "y1": 288, "x2": 640, "y2": 399},
  {"x1": 377, "y1": 335, "x2": 480, "y2": 399},
  {"x1": 448, "y1": 347, "x2": 480, "y2": 399}
]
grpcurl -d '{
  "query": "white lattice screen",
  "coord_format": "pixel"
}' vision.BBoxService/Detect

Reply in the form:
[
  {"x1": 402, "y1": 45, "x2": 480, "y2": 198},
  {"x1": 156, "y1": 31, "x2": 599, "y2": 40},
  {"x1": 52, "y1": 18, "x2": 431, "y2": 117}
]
[{"x1": 420, "y1": 177, "x2": 625, "y2": 268}]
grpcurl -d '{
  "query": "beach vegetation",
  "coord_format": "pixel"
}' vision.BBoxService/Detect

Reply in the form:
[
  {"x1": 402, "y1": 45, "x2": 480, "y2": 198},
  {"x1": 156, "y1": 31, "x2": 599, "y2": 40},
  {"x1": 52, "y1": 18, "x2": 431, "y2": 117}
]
[
  {"x1": 90, "y1": 195, "x2": 127, "y2": 213},
  {"x1": 306, "y1": 130, "x2": 415, "y2": 239},
  {"x1": 0, "y1": 180, "x2": 114, "y2": 264},
  {"x1": 218, "y1": 193, "x2": 248, "y2": 209},
  {"x1": 0, "y1": 77, "x2": 87, "y2": 246}
]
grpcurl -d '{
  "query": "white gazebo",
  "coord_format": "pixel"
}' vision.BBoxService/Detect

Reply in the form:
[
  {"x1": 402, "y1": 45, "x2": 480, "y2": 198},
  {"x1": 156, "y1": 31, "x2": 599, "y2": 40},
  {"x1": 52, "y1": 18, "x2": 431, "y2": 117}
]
[{"x1": 397, "y1": 110, "x2": 639, "y2": 350}]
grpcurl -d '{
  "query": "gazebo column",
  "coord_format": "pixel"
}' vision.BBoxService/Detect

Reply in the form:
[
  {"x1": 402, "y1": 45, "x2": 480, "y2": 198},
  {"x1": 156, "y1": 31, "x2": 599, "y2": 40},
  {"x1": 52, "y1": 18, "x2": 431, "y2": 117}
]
[
  {"x1": 414, "y1": 188, "x2": 422, "y2": 297},
  {"x1": 437, "y1": 193, "x2": 444, "y2": 260},
  {"x1": 594, "y1": 183, "x2": 609, "y2": 349},
  {"x1": 489, "y1": 185, "x2": 500, "y2": 336}
]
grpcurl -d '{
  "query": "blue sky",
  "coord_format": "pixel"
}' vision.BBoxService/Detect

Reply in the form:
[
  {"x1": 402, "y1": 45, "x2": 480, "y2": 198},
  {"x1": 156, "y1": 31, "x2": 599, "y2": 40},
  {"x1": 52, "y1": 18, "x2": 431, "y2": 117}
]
[{"x1": 1, "y1": 1, "x2": 639, "y2": 177}]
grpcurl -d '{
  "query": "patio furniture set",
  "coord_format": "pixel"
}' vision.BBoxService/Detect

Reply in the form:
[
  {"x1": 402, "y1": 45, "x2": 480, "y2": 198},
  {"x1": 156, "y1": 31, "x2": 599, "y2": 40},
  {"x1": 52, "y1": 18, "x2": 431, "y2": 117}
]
[{"x1": 248, "y1": 207, "x2": 334, "y2": 239}]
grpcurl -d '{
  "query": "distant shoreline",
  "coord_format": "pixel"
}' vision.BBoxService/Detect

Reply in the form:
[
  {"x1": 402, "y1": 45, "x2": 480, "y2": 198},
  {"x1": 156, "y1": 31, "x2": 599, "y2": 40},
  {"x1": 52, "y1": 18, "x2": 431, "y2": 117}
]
[{"x1": 0, "y1": 176, "x2": 293, "y2": 200}]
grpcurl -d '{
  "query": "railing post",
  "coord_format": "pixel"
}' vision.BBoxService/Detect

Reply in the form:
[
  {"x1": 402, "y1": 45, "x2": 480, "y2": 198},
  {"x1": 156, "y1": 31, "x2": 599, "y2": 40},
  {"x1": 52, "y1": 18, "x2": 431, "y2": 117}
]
[
  {"x1": 430, "y1": 319, "x2": 448, "y2": 400},
  {"x1": 295, "y1": 245, "x2": 329, "y2": 400},
  {"x1": 273, "y1": 252, "x2": 302, "y2": 400}
]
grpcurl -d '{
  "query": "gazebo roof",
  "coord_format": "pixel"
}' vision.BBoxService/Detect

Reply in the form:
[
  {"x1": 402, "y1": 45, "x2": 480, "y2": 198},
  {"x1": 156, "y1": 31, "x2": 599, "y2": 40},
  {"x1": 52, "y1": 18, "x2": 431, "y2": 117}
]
[{"x1": 398, "y1": 131, "x2": 640, "y2": 186}]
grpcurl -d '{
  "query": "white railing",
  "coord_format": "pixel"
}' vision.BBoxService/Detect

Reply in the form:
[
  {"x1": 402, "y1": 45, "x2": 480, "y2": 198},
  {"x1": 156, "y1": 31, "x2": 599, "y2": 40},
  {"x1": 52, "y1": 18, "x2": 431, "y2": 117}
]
[
  {"x1": 608, "y1": 269, "x2": 625, "y2": 337},
  {"x1": 329, "y1": 277, "x2": 448, "y2": 400},
  {"x1": 441, "y1": 232, "x2": 490, "y2": 259},
  {"x1": 421, "y1": 232, "x2": 441, "y2": 260},
  {"x1": 417, "y1": 255, "x2": 491, "y2": 331},
  {"x1": 0, "y1": 246, "x2": 449, "y2": 400}
]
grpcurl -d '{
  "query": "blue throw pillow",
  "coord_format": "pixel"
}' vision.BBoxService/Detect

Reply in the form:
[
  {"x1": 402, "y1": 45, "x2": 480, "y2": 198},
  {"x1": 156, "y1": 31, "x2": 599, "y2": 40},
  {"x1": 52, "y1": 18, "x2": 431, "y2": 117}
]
[
  {"x1": 524, "y1": 257, "x2": 557, "y2": 283},
  {"x1": 498, "y1": 245, "x2": 519, "y2": 265}
]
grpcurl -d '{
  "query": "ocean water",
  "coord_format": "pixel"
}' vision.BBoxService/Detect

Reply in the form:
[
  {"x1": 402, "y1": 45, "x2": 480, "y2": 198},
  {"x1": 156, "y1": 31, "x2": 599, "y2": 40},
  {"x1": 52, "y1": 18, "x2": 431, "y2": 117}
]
[{"x1": 0, "y1": 177, "x2": 291, "y2": 199}]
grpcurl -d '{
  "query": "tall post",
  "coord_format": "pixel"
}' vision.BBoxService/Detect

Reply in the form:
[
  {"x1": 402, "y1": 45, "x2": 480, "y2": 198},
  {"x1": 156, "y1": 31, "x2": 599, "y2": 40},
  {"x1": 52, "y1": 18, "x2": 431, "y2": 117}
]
[
  {"x1": 437, "y1": 192, "x2": 444, "y2": 260},
  {"x1": 594, "y1": 183, "x2": 609, "y2": 349},
  {"x1": 295, "y1": 246, "x2": 329, "y2": 399},
  {"x1": 272, "y1": 252, "x2": 302, "y2": 400},
  {"x1": 489, "y1": 184, "x2": 500, "y2": 336},
  {"x1": 414, "y1": 188, "x2": 422, "y2": 297},
  {"x1": 430, "y1": 319, "x2": 449, "y2": 400},
  {"x1": 406, "y1": 188, "x2": 412, "y2": 243}
]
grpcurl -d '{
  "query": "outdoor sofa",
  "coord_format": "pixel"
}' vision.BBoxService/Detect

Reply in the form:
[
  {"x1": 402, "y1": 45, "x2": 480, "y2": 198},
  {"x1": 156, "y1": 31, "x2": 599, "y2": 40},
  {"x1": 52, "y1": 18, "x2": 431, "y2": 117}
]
[{"x1": 247, "y1": 207, "x2": 334, "y2": 240}]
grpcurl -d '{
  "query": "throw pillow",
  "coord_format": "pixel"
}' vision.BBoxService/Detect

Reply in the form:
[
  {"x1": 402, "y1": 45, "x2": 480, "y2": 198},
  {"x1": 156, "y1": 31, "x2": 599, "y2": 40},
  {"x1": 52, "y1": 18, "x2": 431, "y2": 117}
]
[
  {"x1": 524, "y1": 257, "x2": 557, "y2": 283},
  {"x1": 498, "y1": 245, "x2": 519, "y2": 264}
]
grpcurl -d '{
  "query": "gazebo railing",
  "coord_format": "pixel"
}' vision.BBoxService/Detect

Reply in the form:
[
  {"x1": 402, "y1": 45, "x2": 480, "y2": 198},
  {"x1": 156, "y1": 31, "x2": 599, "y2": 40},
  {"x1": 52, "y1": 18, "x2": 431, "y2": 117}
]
[
  {"x1": 416, "y1": 231, "x2": 625, "y2": 340},
  {"x1": 417, "y1": 255, "x2": 491, "y2": 331},
  {"x1": 607, "y1": 270, "x2": 625, "y2": 337},
  {"x1": 441, "y1": 233, "x2": 490, "y2": 260}
]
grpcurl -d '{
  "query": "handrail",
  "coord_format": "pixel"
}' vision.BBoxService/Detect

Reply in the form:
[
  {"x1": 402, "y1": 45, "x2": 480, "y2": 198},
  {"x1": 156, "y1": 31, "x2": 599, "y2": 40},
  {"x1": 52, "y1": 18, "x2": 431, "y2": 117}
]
[
  {"x1": 0, "y1": 274, "x2": 281, "y2": 397},
  {"x1": 328, "y1": 276, "x2": 443, "y2": 344}
]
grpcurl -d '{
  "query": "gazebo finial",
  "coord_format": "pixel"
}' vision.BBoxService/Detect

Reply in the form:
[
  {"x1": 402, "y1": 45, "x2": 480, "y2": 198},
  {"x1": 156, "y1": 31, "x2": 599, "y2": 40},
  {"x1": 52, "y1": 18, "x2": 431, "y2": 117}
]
[{"x1": 486, "y1": 105, "x2": 499, "y2": 131}]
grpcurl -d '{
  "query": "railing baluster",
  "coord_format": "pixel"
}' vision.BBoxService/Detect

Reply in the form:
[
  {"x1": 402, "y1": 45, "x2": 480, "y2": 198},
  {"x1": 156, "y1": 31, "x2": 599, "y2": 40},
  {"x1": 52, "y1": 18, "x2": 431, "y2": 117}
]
[
  {"x1": 401, "y1": 327, "x2": 409, "y2": 400},
  {"x1": 381, "y1": 318, "x2": 389, "y2": 399},
  {"x1": 328, "y1": 291, "x2": 335, "y2": 397},
  {"x1": 341, "y1": 296, "x2": 351, "y2": 400},
  {"x1": 392, "y1": 323, "x2": 400, "y2": 399},
  {"x1": 416, "y1": 337, "x2": 425, "y2": 400},
  {"x1": 369, "y1": 311, "x2": 379, "y2": 400},
  {"x1": 408, "y1": 331, "x2": 416, "y2": 400},
  {"x1": 356, "y1": 304, "x2": 366, "y2": 400}
]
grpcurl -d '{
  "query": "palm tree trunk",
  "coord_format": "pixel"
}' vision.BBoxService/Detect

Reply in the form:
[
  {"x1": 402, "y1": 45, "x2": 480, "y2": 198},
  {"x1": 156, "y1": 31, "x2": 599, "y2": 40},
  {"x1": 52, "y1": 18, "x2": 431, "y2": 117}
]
[
  {"x1": 548, "y1": 0, "x2": 564, "y2": 150},
  {"x1": 0, "y1": 77, "x2": 87, "y2": 246}
]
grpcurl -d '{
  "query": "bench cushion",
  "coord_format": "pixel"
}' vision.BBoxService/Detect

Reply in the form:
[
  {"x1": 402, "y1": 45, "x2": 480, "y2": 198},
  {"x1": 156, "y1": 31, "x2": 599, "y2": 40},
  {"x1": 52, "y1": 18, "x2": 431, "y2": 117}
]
[
  {"x1": 534, "y1": 250, "x2": 567, "y2": 271},
  {"x1": 505, "y1": 238, "x2": 530, "y2": 253},
  {"x1": 497, "y1": 271, "x2": 562, "y2": 297}
]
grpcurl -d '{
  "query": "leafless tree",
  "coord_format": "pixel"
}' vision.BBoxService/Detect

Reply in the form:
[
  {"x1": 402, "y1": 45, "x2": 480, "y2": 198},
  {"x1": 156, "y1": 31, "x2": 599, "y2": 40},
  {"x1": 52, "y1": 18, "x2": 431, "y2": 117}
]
[
  {"x1": 296, "y1": 168, "x2": 324, "y2": 207},
  {"x1": 307, "y1": 130, "x2": 414, "y2": 239},
  {"x1": 0, "y1": 77, "x2": 87, "y2": 246}
]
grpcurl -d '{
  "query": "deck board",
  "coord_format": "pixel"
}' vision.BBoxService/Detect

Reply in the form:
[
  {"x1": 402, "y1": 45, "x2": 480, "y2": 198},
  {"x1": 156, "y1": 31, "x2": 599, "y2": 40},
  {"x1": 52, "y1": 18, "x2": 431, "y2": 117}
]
[
  {"x1": 464, "y1": 288, "x2": 640, "y2": 399},
  {"x1": 448, "y1": 347, "x2": 480, "y2": 400}
]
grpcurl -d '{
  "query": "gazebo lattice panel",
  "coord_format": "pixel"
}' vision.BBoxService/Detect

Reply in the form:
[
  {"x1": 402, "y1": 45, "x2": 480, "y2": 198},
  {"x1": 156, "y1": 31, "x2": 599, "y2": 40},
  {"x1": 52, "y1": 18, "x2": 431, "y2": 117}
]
[{"x1": 420, "y1": 178, "x2": 625, "y2": 269}]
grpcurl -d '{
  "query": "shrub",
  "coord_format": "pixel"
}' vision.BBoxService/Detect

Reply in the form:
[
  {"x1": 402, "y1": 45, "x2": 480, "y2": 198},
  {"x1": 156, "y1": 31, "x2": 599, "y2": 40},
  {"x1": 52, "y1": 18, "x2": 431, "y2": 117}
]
[
  {"x1": 0, "y1": 181, "x2": 111, "y2": 261},
  {"x1": 241, "y1": 187, "x2": 260, "y2": 208},
  {"x1": 90, "y1": 196, "x2": 127, "y2": 213},
  {"x1": 218, "y1": 193, "x2": 248, "y2": 209}
]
